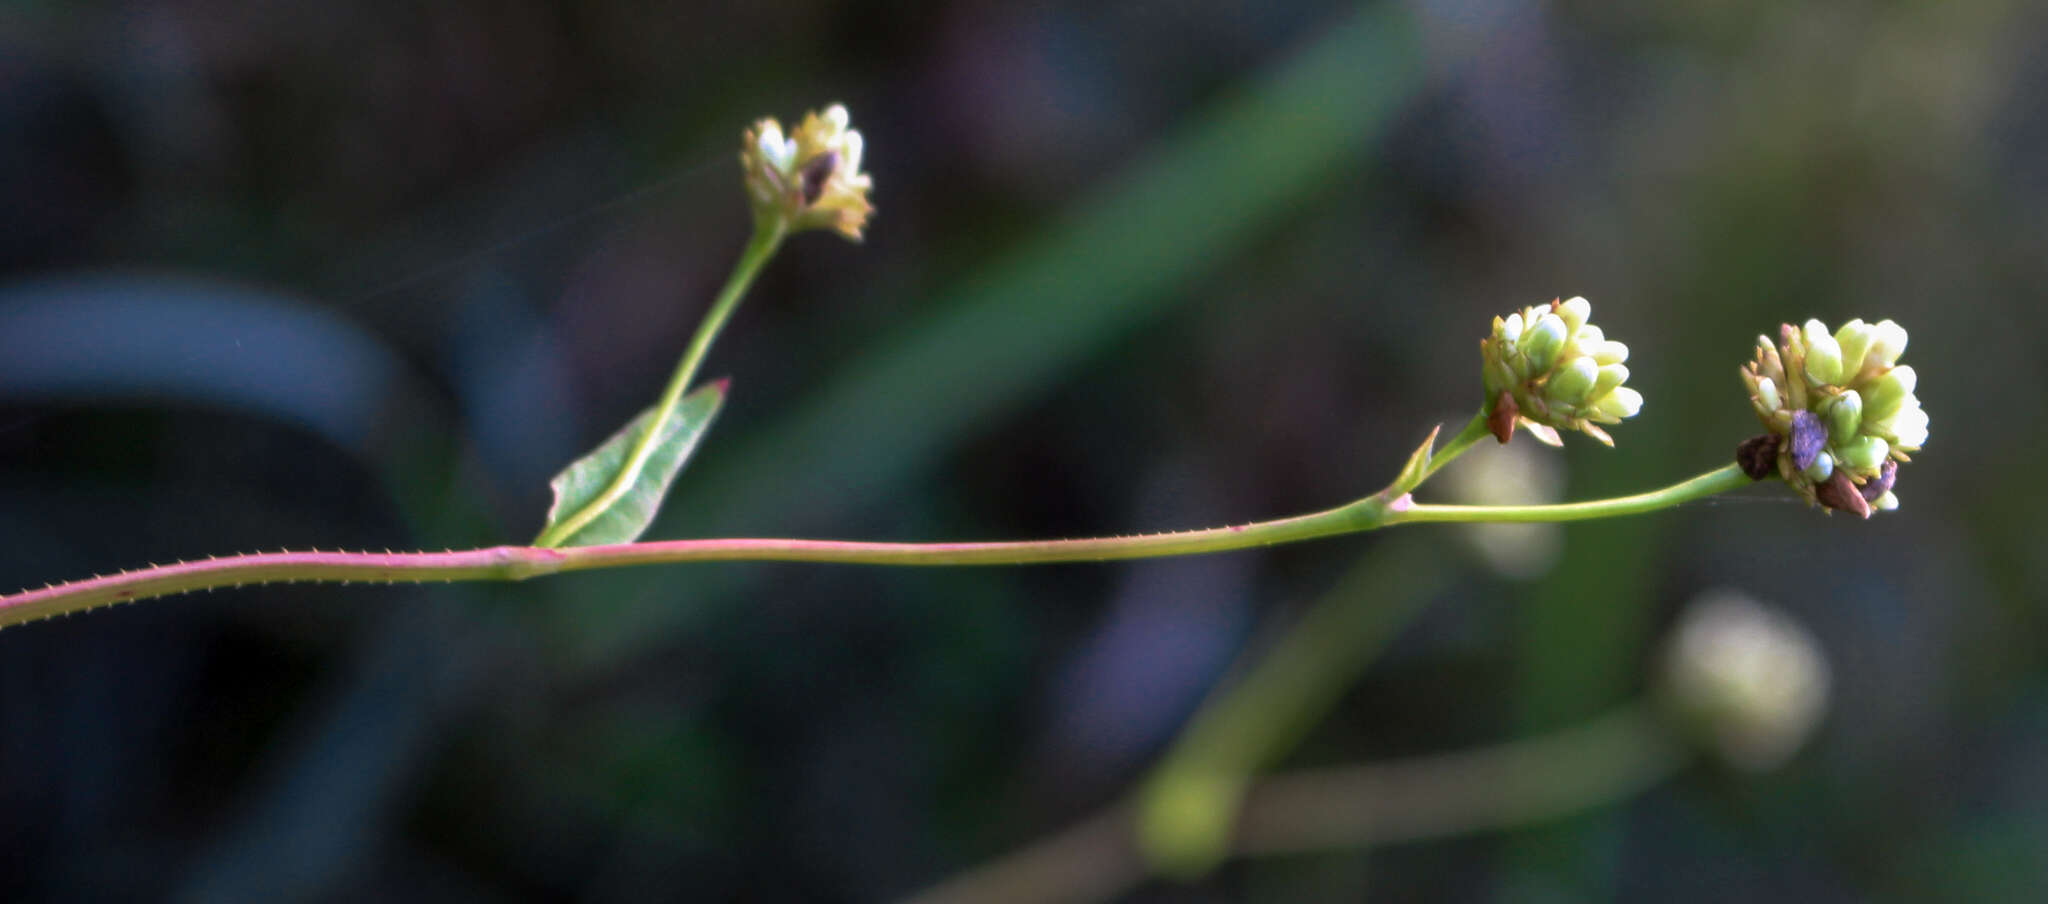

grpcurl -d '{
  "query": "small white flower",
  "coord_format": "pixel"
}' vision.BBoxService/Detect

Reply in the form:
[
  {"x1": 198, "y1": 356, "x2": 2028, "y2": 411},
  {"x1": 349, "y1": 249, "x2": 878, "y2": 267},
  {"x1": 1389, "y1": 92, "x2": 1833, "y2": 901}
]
[{"x1": 739, "y1": 103, "x2": 875, "y2": 240}]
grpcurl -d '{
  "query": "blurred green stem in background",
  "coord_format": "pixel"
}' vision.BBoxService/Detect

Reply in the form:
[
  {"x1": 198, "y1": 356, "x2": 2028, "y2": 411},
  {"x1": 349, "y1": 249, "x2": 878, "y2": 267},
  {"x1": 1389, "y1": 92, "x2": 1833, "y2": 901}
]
[
  {"x1": 1129, "y1": 450, "x2": 1748, "y2": 877},
  {"x1": 1134, "y1": 534, "x2": 1445, "y2": 877},
  {"x1": 904, "y1": 704, "x2": 1685, "y2": 904},
  {"x1": 534, "y1": 220, "x2": 786, "y2": 547}
]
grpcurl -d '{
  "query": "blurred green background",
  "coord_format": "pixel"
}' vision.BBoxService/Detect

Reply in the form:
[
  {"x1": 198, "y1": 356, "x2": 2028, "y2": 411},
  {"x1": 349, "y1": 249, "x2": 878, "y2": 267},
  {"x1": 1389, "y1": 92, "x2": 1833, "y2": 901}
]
[{"x1": 1, "y1": 0, "x2": 2042, "y2": 900}]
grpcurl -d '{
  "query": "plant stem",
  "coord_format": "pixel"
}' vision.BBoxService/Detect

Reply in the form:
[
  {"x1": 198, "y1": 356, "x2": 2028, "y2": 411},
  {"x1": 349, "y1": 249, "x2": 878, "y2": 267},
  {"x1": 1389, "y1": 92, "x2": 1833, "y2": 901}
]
[
  {"x1": 535, "y1": 221, "x2": 787, "y2": 547},
  {"x1": 0, "y1": 464, "x2": 1757, "y2": 629},
  {"x1": 1234, "y1": 704, "x2": 1684, "y2": 852},
  {"x1": 1416, "y1": 410, "x2": 1493, "y2": 485},
  {"x1": 1134, "y1": 535, "x2": 1443, "y2": 877},
  {"x1": 900, "y1": 704, "x2": 1685, "y2": 904},
  {"x1": 1389, "y1": 464, "x2": 1752, "y2": 524}
]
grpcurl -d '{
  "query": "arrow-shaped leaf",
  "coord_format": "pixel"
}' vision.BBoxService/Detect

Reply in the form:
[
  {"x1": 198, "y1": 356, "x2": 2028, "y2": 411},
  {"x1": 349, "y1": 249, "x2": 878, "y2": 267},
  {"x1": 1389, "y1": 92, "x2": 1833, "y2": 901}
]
[{"x1": 537, "y1": 381, "x2": 727, "y2": 547}]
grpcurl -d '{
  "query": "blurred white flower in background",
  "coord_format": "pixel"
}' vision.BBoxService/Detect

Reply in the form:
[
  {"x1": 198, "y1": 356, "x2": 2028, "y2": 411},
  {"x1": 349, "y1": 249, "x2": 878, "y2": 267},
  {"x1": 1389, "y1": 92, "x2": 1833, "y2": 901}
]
[
  {"x1": 1658, "y1": 590, "x2": 1831, "y2": 771},
  {"x1": 1438, "y1": 427, "x2": 1565, "y2": 579}
]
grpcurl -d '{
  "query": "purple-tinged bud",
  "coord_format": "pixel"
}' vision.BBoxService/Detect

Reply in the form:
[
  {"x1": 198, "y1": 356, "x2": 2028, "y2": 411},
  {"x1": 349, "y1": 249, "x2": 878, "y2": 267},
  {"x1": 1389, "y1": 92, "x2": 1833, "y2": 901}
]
[
  {"x1": 1860, "y1": 460, "x2": 1897, "y2": 503},
  {"x1": 1789, "y1": 410, "x2": 1827, "y2": 472},
  {"x1": 1736, "y1": 434, "x2": 1781, "y2": 480},
  {"x1": 1815, "y1": 471, "x2": 1872, "y2": 518}
]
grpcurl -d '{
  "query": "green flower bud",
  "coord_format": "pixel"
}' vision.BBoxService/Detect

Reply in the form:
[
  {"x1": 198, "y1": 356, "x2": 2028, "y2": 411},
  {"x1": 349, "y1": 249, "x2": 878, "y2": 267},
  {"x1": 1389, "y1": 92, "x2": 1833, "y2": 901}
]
[
  {"x1": 1591, "y1": 364, "x2": 1630, "y2": 400},
  {"x1": 1838, "y1": 435, "x2": 1889, "y2": 473},
  {"x1": 1833, "y1": 319, "x2": 1873, "y2": 377},
  {"x1": 1861, "y1": 365, "x2": 1914, "y2": 423},
  {"x1": 1753, "y1": 337, "x2": 1786, "y2": 386},
  {"x1": 1802, "y1": 319, "x2": 1845, "y2": 386},
  {"x1": 1824, "y1": 390, "x2": 1862, "y2": 446},
  {"x1": 1589, "y1": 340, "x2": 1629, "y2": 365},
  {"x1": 1874, "y1": 491, "x2": 1899, "y2": 511},
  {"x1": 1755, "y1": 376, "x2": 1781, "y2": 413},
  {"x1": 1545, "y1": 356, "x2": 1599, "y2": 404},
  {"x1": 1520, "y1": 313, "x2": 1568, "y2": 372}
]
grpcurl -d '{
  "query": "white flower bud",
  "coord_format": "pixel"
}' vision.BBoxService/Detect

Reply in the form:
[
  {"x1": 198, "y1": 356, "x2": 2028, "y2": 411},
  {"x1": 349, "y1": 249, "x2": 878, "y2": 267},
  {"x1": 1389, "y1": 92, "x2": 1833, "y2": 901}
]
[
  {"x1": 1802, "y1": 450, "x2": 1834, "y2": 483},
  {"x1": 1558, "y1": 297, "x2": 1592, "y2": 336},
  {"x1": 1755, "y1": 376, "x2": 1781, "y2": 413},
  {"x1": 1802, "y1": 319, "x2": 1845, "y2": 386},
  {"x1": 1588, "y1": 340, "x2": 1628, "y2": 365},
  {"x1": 1833, "y1": 319, "x2": 1872, "y2": 377},
  {"x1": 1500, "y1": 312, "x2": 1525, "y2": 344},
  {"x1": 1866, "y1": 319, "x2": 1909, "y2": 369},
  {"x1": 1593, "y1": 386, "x2": 1642, "y2": 420},
  {"x1": 1886, "y1": 405, "x2": 1929, "y2": 450}
]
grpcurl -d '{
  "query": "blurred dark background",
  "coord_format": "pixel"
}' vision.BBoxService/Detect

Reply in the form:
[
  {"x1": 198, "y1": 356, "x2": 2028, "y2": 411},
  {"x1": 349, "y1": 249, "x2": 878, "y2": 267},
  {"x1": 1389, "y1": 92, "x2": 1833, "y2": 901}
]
[{"x1": 2, "y1": 0, "x2": 2043, "y2": 900}]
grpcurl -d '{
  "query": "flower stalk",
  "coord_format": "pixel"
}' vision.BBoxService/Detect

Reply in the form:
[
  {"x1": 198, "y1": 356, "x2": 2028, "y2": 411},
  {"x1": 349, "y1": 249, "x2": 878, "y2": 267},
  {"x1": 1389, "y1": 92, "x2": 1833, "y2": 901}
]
[
  {"x1": 3, "y1": 460, "x2": 1756, "y2": 630},
  {"x1": 534, "y1": 220, "x2": 784, "y2": 547}
]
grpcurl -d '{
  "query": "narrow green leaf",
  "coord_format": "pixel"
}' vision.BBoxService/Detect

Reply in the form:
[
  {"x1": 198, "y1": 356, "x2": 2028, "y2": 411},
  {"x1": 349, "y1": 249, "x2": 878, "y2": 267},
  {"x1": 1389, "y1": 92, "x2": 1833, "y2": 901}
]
[
  {"x1": 537, "y1": 381, "x2": 727, "y2": 547},
  {"x1": 1388, "y1": 424, "x2": 1441, "y2": 496}
]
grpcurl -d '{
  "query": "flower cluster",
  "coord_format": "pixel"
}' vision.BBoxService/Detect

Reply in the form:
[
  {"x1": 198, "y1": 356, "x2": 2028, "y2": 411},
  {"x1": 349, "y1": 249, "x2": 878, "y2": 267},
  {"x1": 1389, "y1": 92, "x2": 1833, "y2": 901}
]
[
  {"x1": 1479, "y1": 297, "x2": 1642, "y2": 446},
  {"x1": 1737, "y1": 319, "x2": 1924, "y2": 517},
  {"x1": 740, "y1": 104, "x2": 874, "y2": 241}
]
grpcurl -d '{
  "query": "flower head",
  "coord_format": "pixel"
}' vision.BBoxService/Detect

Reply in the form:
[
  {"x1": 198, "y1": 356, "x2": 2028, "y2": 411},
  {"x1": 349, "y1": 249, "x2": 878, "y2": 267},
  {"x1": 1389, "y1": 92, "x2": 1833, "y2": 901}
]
[
  {"x1": 1738, "y1": 318, "x2": 1924, "y2": 517},
  {"x1": 1479, "y1": 297, "x2": 1641, "y2": 447},
  {"x1": 740, "y1": 104, "x2": 873, "y2": 240}
]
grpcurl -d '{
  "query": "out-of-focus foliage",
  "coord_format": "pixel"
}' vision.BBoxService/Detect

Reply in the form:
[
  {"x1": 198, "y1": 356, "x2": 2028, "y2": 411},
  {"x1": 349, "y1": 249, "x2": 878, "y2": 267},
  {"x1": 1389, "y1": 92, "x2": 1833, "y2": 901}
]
[{"x1": 1, "y1": 0, "x2": 2043, "y2": 901}]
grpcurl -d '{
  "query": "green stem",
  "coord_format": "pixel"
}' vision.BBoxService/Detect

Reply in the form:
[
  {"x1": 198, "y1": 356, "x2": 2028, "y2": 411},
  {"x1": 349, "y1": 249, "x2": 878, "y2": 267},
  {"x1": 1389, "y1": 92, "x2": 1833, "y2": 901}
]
[
  {"x1": 1, "y1": 464, "x2": 1759, "y2": 628},
  {"x1": 1416, "y1": 410, "x2": 1494, "y2": 485},
  {"x1": 535, "y1": 220, "x2": 787, "y2": 547},
  {"x1": 1135, "y1": 535, "x2": 1443, "y2": 877},
  {"x1": 1390, "y1": 464, "x2": 1752, "y2": 525},
  {"x1": 901, "y1": 704, "x2": 1685, "y2": 904}
]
